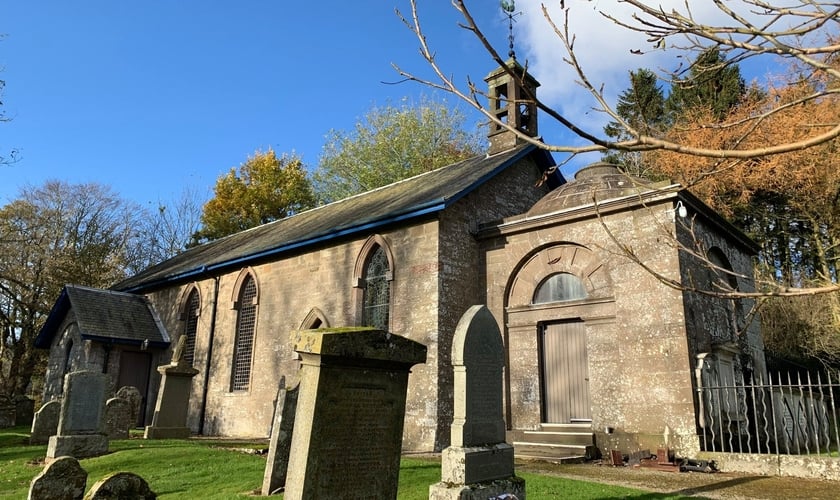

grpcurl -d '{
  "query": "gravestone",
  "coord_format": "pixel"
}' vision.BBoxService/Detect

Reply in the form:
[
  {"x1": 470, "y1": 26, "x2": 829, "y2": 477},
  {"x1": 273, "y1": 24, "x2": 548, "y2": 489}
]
[
  {"x1": 15, "y1": 395, "x2": 35, "y2": 426},
  {"x1": 46, "y1": 370, "x2": 109, "y2": 461},
  {"x1": 115, "y1": 385, "x2": 142, "y2": 427},
  {"x1": 261, "y1": 375, "x2": 300, "y2": 495},
  {"x1": 429, "y1": 305, "x2": 525, "y2": 500},
  {"x1": 144, "y1": 336, "x2": 199, "y2": 439},
  {"x1": 30, "y1": 400, "x2": 61, "y2": 445},
  {"x1": 104, "y1": 397, "x2": 132, "y2": 439},
  {"x1": 0, "y1": 395, "x2": 14, "y2": 428},
  {"x1": 283, "y1": 327, "x2": 426, "y2": 500},
  {"x1": 84, "y1": 472, "x2": 156, "y2": 499},
  {"x1": 28, "y1": 455, "x2": 88, "y2": 500}
]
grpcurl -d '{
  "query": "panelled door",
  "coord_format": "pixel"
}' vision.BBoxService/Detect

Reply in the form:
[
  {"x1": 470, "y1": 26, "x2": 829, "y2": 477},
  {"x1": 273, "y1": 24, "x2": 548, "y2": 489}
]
[
  {"x1": 117, "y1": 351, "x2": 152, "y2": 427},
  {"x1": 540, "y1": 320, "x2": 591, "y2": 423}
]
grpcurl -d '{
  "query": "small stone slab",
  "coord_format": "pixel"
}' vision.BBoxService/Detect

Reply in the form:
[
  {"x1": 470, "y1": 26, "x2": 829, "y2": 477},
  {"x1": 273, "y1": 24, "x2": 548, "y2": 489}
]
[
  {"x1": 84, "y1": 472, "x2": 156, "y2": 499},
  {"x1": 28, "y1": 456, "x2": 88, "y2": 500},
  {"x1": 31, "y1": 401, "x2": 61, "y2": 445},
  {"x1": 115, "y1": 386, "x2": 142, "y2": 427},
  {"x1": 105, "y1": 398, "x2": 132, "y2": 439},
  {"x1": 261, "y1": 376, "x2": 300, "y2": 496}
]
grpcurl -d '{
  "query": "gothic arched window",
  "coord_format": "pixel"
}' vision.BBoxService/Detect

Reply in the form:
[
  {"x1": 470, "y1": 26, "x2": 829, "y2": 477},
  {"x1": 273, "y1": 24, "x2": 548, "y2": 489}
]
[
  {"x1": 363, "y1": 246, "x2": 391, "y2": 330},
  {"x1": 231, "y1": 274, "x2": 258, "y2": 391},
  {"x1": 182, "y1": 288, "x2": 200, "y2": 366}
]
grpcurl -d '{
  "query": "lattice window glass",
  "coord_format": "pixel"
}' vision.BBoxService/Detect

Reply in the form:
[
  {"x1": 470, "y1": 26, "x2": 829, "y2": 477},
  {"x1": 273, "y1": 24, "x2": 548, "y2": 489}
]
[
  {"x1": 363, "y1": 246, "x2": 390, "y2": 330},
  {"x1": 533, "y1": 272, "x2": 586, "y2": 304},
  {"x1": 231, "y1": 276, "x2": 257, "y2": 391},
  {"x1": 183, "y1": 289, "x2": 199, "y2": 366}
]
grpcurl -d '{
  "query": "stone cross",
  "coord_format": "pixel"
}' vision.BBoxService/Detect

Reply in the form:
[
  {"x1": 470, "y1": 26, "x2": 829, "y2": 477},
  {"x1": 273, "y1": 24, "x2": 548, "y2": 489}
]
[{"x1": 429, "y1": 305, "x2": 525, "y2": 499}]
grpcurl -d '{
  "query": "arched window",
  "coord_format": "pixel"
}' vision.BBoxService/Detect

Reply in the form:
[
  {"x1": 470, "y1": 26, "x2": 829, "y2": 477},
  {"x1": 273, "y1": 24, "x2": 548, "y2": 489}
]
[
  {"x1": 533, "y1": 272, "x2": 587, "y2": 304},
  {"x1": 231, "y1": 274, "x2": 258, "y2": 391},
  {"x1": 182, "y1": 289, "x2": 200, "y2": 366},
  {"x1": 363, "y1": 246, "x2": 390, "y2": 330}
]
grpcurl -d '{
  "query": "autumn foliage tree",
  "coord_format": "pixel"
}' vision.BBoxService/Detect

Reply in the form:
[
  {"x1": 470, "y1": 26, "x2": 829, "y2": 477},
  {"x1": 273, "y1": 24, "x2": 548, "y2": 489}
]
[{"x1": 192, "y1": 150, "x2": 315, "y2": 244}]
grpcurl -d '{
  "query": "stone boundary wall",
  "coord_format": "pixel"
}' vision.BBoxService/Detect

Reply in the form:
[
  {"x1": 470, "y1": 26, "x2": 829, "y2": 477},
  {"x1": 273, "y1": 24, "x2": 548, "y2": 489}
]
[{"x1": 698, "y1": 452, "x2": 840, "y2": 481}]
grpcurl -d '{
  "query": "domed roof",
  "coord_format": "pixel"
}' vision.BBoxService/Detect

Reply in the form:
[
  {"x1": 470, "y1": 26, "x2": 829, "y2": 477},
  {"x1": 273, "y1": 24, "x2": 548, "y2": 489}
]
[{"x1": 527, "y1": 162, "x2": 654, "y2": 216}]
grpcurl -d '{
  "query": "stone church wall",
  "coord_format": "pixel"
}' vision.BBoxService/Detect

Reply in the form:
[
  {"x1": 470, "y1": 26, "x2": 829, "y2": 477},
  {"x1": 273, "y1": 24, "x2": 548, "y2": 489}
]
[{"x1": 483, "y1": 198, "x2": 701, "y2": 456}]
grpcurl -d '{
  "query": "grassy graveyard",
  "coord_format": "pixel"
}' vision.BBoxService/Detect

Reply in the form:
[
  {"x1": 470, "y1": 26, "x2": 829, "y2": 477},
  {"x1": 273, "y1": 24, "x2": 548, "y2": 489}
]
[{"x1": 0, "y1": 425, "x2": 695, "y2": 499}]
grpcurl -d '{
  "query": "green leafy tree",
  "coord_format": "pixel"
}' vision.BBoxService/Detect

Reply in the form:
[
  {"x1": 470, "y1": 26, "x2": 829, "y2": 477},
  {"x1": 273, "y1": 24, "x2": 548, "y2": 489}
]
[
  {"x1": 0, "y1": 181, "x2": 141, "y2": 396},
  {"x1": 313, "y1": 96, "x2": 484, "y2": 203},
  {"x1": 192, "y1": 150, "x2": 315, "y2": 244}
]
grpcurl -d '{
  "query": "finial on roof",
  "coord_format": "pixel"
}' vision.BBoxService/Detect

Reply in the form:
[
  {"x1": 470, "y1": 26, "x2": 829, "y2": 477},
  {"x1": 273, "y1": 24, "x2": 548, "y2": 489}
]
[{"x1": 500, "y1": 0, "x2": 519, "y2": 60}]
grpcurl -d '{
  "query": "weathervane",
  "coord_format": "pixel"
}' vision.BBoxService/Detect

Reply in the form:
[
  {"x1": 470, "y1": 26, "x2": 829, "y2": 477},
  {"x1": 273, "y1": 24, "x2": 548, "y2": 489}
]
[{"x1": 500, "y1": 0, "x2": 520, "y2": 60}]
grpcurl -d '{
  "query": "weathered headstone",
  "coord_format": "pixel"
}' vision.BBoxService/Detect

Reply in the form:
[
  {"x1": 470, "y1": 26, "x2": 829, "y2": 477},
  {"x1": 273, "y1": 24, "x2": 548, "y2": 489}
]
[
  {"x1": 115, "y1": 385, "x2": 142, "y2": 427},
  {"x1": 46, "y1": 371, "x2": 109, "y2": 461},
  {"x1": 261, "y1": 375, "x2": 300, "y2": 495},
  {"x1": 30, "y1": 400, "x2": 61, "y2": 445},
  {"x1": 0, "y1": 395, "x2": 14, "y2": 428},
  {"x1": 429, "y1": 305, "x2": 525, "y2": 500},
  {"x1": 15, "y1": 395, "x2": 35, "y2": 427},
  {"x1": 144, "y1": 336, "x2": 199, "y2": 439},
  {"x1": 84, "y1": 472, "x2": 156, "y2": 499},
  {"x1": 104, "y1": 397, "x2": 132, "y2": 439},
  {"x1": 283, "y1": 327, "x2": 426, "y2": 500},
  {"x1": 28, "y1": 455, "x2": 88, "y2": 500}
]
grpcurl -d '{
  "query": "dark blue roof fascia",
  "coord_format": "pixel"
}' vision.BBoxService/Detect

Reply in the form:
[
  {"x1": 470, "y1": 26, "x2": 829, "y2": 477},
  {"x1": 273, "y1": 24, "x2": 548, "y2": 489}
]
[
  {"x1": 35, "y1": 288, "x2": 70, "y2": 348},
  {"x1": 122, "y1": 145, "x2": 548, "y2": 294}
]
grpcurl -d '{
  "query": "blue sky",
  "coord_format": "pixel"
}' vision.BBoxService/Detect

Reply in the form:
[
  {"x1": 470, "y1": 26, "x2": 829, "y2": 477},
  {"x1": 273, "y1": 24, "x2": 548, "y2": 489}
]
[
  {"x1": 1, "y1": 2, "x2": 526, "y2": 206},
  {"x1": 1, "y1": 1, "x2": 775, "y2": 207}
]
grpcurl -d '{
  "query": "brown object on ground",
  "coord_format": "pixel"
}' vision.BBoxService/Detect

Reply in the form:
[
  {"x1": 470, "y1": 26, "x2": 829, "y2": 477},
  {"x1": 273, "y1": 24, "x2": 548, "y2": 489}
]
[{"x1": 515, "y1": 459, "x2": 839, "y2": 500}]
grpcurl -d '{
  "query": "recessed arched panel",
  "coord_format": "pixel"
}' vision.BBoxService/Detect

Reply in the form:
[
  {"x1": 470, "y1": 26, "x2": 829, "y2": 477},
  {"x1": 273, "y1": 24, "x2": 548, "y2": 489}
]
[{"x1": 508, "y1": 243, "x2": 612, "y2": 308}]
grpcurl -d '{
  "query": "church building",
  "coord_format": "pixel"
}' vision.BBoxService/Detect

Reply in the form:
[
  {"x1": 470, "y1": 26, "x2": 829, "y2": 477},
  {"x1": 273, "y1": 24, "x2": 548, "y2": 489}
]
[{"x1": 35, "y1": 60, "x2": 766, "y2": 459}]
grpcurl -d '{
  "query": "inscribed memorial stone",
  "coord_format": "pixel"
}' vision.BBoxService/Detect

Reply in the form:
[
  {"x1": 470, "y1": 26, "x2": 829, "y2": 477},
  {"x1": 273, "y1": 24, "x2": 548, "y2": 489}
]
[
  {"x1": 46, "y1": 370, "x2": 109, "y2": 461},
  {"x1": 283, "y1": 327, "x2": 426, "y2": 500},
  {"x1": 429, "y1": 305, "x2": 525, "y2": 500}
]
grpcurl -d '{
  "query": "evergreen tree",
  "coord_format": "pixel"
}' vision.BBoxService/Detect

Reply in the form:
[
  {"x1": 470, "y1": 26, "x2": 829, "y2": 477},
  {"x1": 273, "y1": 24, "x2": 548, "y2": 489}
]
[
  {"x1": 603, "y1": 69, "x2": 667, "y2": 175},
  {"x1": 666, "y1": 47, "x2": 746, "y2": 121}
]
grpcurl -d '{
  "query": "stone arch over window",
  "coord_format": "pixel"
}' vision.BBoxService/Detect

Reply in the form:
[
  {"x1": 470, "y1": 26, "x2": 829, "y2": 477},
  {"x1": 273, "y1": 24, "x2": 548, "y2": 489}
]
[
  {"x1": 708, "y1": 247, "x2": 738, "y2": 291},
  {"x1": 178, "y1": 284, "x2": 201, "y2": 366},
  {"x1": 707, "y1": 246, "x2": 743, "y2": 344},
  {"x1": 299, "y1": 307, "x2": 330, "y2": 330},
  {"x1": 230, "y1": 269, "x2": 259, "y2": 392},
  {"x1": 507, "y1": 243, "x2": 612, "y2": 308},
  {"x1": 353, "y1": 235, "x2": 394, "y2": 331}
]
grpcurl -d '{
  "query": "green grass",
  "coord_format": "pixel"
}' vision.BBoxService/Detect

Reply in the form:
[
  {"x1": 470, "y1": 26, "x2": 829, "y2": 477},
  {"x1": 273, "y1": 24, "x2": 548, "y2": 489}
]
[{"x1": 0, "y1": 426, "x2": 693, "y2": 499}]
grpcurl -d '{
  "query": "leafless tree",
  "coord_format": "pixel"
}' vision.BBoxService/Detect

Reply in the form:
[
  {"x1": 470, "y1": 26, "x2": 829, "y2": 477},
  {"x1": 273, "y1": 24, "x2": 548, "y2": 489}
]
[{"x1": 395, "y1": 0, "x2": 840, "y2": 161}]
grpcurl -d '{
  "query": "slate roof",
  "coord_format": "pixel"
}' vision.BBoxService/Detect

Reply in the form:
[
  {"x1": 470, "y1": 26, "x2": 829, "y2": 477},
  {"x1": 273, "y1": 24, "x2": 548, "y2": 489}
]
[
  {"x1": 35, "y1": 285, "x2": 171, "y2": 349},
  {"x1": 115, "y1": 144, "x2": 556, "y2": 293}
]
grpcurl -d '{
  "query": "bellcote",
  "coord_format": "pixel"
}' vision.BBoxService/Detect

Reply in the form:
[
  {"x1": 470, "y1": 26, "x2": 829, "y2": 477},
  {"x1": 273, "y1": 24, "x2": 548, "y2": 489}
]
[{"x1": 484, "y1": 59, "x2": 540, "y2": 154}]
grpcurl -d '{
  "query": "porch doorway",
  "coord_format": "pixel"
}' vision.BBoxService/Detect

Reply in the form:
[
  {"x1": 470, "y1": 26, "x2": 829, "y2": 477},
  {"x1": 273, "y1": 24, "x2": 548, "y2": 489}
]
[
  {"x1": 540, "y1": 320, "x2": 591, "y2": 423},
  {"x1": 117, "y1": 351, "x2": 152, "y2": 427}
]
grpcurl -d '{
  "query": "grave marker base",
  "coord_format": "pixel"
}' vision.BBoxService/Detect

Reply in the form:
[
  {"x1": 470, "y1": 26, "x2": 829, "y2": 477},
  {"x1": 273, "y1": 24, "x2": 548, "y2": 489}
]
[{"x1": 46, "y1": 434, "x2": 108, "y2": 462}]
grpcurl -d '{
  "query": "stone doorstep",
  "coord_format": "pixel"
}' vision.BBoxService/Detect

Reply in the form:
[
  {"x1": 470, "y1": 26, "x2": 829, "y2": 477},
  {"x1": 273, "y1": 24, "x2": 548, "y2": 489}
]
[
  {"x1": 513, "y1": 441, "x2": 589, "y2": 461},
  {"x1": 520, "y1": 430, "x2": 595, "y2": 446}
]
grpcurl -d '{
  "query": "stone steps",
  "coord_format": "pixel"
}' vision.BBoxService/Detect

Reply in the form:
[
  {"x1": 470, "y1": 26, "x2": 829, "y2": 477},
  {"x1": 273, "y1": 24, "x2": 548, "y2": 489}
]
[{"x1": 508, "y1": 423, "x2": 596, "y2": 462}]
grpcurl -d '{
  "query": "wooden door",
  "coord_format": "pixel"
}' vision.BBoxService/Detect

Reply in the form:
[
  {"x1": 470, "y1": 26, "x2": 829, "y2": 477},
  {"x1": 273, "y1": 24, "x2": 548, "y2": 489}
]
[
  {"x1": 540, "y1": 320, "x2": 591, "y2": 423},
  {"x1": 117, "y1": 351, "x2": 152, "y2": 427}
]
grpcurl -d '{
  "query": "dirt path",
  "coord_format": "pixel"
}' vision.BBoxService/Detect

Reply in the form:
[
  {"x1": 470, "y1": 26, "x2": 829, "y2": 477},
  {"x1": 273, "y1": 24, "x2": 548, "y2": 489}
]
[{"x1": 515, "y1": 460, "x2": 838, "y2": 499}]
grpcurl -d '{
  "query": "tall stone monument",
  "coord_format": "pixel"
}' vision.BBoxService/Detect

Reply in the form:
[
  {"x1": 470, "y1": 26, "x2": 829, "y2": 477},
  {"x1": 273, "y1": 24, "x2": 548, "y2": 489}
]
[
  {"x1": 429, "y1": 305, "x2": 525, "y2": 500},
  {"x1": 283, "y1": 327, "x2": 426, "y2": 500},
  {"x1": 46, "y1": 370, "x2": 109, "y2": 462},
  {"x1": 144, "y1": 336, "x2": 199, "y2": 439}
]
